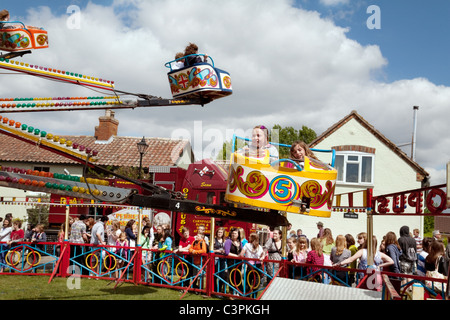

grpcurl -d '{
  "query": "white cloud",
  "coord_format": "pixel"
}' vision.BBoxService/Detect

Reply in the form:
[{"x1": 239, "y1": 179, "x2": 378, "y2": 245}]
[
  {"x1": 0, "y1": 0, "x2": 449, "y2": 184},
  {"x1": 319, "y1": 0, "x2": 350, "y2": 6}
]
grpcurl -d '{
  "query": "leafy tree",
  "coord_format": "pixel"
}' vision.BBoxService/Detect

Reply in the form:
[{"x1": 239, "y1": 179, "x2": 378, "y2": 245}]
[
  {"x1": 271, "y1": 124, "x2": 317, "y2": 158},
  {"x1": 26, "y1": 194, "x2": 50, "y2": 227}
]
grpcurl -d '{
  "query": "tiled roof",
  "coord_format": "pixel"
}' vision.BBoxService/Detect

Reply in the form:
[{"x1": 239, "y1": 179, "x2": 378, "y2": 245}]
[{"x1": 0, "y1": 133, "x2": 191, "y2": 167}]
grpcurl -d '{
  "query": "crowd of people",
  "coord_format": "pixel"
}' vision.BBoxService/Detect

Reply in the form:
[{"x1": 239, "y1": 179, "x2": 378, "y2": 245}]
[
  {"x1": 0, "y1": 213, "x2": 48, "y2": 272},
  {"x1": 284, "y1": 222, "x2": 449, "y2": 292},
  {"x1": 1, "y1": 209, "x2": 449, "y2": 296}
]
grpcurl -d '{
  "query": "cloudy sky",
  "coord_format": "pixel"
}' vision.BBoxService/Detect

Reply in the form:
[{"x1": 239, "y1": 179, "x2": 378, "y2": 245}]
[{"x1": 1, "y1": 0, "x2": 450, "y2": 185}]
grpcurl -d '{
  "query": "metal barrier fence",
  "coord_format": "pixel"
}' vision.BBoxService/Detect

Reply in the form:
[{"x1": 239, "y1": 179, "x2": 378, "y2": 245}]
[{"x1": 0, "y1": 241, "x2": 447, "y2": 300}]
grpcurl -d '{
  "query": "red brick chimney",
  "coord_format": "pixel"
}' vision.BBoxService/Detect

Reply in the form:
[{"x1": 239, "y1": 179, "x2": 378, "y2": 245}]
[{"x1": 94, "y1": 109, "x2": 119, "y2": 141}]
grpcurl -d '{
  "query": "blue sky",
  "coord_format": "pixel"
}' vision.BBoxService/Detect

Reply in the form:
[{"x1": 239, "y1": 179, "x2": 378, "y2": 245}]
[
  {"x1": 7, "y1": 0, "x2": 450, "y2": 85},
  {"x1": 1, "y1": 0, "x2": 449, "y2": 184},
  {"x1": 296, "y1": 0, "x2": 450, "y2": 86}
]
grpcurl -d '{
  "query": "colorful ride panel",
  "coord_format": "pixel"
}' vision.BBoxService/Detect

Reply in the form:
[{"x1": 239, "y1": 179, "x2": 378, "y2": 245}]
[
  {"x1": 165, "y1": 54, "x2": 232, "y2": 101},
  {"x1": 225, "y1": 152, "x2": 337, "y2": 217},
  {"x1": 0, "y1": 21, "x2": 48, "y2": 51}
]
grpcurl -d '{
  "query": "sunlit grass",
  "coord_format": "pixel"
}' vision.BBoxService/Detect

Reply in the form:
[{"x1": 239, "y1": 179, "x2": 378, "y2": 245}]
[{"x1": 0, "y1": 275, "x2": 218, "y2": 300}]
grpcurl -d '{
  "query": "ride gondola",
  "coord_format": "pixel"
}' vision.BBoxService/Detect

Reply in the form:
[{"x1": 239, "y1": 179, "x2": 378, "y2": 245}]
[
  {"x1": 165, "y1": 54, "x2": 232, "y2": 102},
  {"x1": 0, "y1": 21, "x2": 48, "y2": 52},
  {"x1": 225, "y1": 135, "x2": 338, "y2": 217}
]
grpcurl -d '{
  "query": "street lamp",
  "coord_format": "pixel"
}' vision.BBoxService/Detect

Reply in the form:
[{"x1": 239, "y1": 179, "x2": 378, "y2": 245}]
[{"x1": 137, "y1": 136, "x2": 149, "y2": 179}]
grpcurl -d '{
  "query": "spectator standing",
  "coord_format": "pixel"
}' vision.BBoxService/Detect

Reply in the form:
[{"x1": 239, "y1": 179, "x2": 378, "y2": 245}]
[
  {"x1": 84, "y1": 217, "x2": 95, "y2": 243},
  {"x1": 316, "y1": 221, "x2": 324, "y2": 238},
  {"x1": 176, "y1": 227, "x2": 195, "y2": 254},
  {"x1": 189, "y1": 234, "x2": 207, "y2": 291},
  {"x1": 356, "y1": 232, "x2": 367, "y2": 250},
  {"x1": 240, "y1": 233, "x2": 265, "y2": 292},
  {"x1": 413, "y1": 228, "x2": 423, "y2": 254},
  {"x1": 69, "y1": 215, "x2": 88, "y2": 275},
  {"x1": 0, "y1": 218, "x2": 12, "y2": 272},
  {"x1": 125, "y1": 219, "x2": 137, "y2": 249},
  {"x1": 384, "y1": 231, "x2": 402, "y2": 277},
  {"x1": 239, "y1": 228, "x2": 248, "y2": 247},
  {"x1": 334, "y1": 236, "x2": 394, "y2": 287},
  {"x1": 140, "y1": 225, "x2": 153, "y2": 281},
  {"x1": 263, "y1": 228, "x2": 283, "y2": 279},
  {"x1": 320, "y1": 228, "x2": 335, "y2": 257},
  {"x1": 224, "y1": 227, "x2": 242, "y2": 294},
  {"x1": 31, "y1": 224, "x2": 47, "y2": 250},
  {"x1": 432, "y1": 230, "x2": 442, "y2": 241},
  {"x1": 330, "y1": 235, "x2": 351, "y2": 283},
  {"x1": 398, "y1": 226, "x2": 417, "y2": 275},
  {"x1": 176, "y1": 227, "x2": 195, "y2": 287},
  {"x1": 417, "y1": 237, "x2": 433, "y2": 277},
  {"x1": 115, "y1": 232, "x2": 128, "y2": 279},
  {"x1": 91, "y1": 216, "x2": 108, "y2": 246},
  {"x1": 345, "y1": 234, "x2": 358, "y2": 285},
  {"x1": 292, "y1": 236, "x2": 309, "y2": 279},
  {"x1": 306, "y1": 237, "x2": 325, "y2": 282},
  {"x1": 196, "y1": 224, "x2": 209, "y2": 247},
  {"x1": 24, "y1": 224, "x2": 34, "y2": 242},
  {"x1": 106, "y1": 220, "x2": 122, "y2": 252},
  {"x1": 213, "y1": 227, "x2": 227, "y2": 293},
  {"x1": 90, "y1": 216, "x2": 109, "y2": 275},
  {"x1": 8, "y1": 219, "x2": 24, "y2": 247},
  {"x1": 425, "y1": 240, "x2": 448, "y2": 292}
]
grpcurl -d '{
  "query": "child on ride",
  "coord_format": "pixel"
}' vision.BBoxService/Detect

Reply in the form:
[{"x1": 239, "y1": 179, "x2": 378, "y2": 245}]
[
  {"x1": 238, "y1": 125, "x2": 279, "y2": 163},
  {"x1": 285, "y1": 140, "x2": 318, "y2": 170},
  {"x1": 172, "y1": 52, "x2": 185, "y2": 70},
  {"x1": 183, "y1": 42, "x2": 208, "y2": 67}
]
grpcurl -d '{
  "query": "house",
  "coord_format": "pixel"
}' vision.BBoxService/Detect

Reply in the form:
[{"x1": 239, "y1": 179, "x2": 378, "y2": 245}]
[
  {"x1": 0, "y1": 110, "x2": 194, "y2": 223},
  {"x1": 287, "y1": 110, "x2": 430, "y2": 243}
]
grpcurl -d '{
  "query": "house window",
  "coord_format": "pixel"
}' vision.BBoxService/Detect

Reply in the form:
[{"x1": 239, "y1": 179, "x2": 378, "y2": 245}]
[
  {"x1": 33, "y1": 166, "x2": 50, "y2": 172},
  {"x1": 335, "y1": 153, "x2": 374, "y2": 185}
]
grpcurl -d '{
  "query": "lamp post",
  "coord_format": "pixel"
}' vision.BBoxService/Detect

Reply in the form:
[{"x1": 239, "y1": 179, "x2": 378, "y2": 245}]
[{"x1": 137, "y1": 136, "x2": 149, "y2": 179}]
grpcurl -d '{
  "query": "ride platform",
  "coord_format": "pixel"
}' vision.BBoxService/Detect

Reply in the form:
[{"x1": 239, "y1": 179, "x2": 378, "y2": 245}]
[{"x1": 260, "y1": 277, "x2": 382, "y2": 300}]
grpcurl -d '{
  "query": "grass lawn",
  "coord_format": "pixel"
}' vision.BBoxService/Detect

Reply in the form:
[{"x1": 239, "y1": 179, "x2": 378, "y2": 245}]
[{"x1": 0, "y1": 275, "x2": 219, "y2": 300}]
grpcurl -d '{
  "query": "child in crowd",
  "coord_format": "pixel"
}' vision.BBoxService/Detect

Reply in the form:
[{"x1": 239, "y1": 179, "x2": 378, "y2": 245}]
[{"x1": 116, "y1": 232, "x2": 129, "y2": 278}]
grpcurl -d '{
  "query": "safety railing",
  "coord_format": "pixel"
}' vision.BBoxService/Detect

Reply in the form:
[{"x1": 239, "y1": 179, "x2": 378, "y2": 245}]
[{"x1": 0, "y1": 241, "x2": 447, "y2": 300}]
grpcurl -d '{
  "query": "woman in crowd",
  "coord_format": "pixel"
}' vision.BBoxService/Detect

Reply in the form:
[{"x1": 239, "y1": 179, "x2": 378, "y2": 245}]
[
  {"x1": 330, "y1": 235, "x2": 351, "y2": 283},
  {"x1": 263, "y1": 228, "x2": 282, "y2": 279}
]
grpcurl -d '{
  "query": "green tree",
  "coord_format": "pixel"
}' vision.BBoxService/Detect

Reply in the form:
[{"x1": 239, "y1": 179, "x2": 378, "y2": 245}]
[
  {"x1": 271, "y1": 124, "x2": 317, "y2": 158},
  {"x1": 216, "y1": 137, "x2": 246, "y2": 161},
  {"x1": 26, "y1": 194, "x2": 50, "y2": 227}
]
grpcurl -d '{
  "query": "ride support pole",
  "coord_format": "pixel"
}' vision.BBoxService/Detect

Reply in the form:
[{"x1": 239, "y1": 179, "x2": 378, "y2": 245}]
[
  {"x1": 446, "y1": 162, "x2": 450, "y2": 208},
  {"x1": 207, "y1": 198, "x2": 216, "y2": 296},
  {"x1": 281, "y1": 211, "x2": 288, "y2": 278},
  {"x1": 367, "y1": 211, "x2": 374, "y2": 266},
  {"x1": 60, "y1": 205, "x2": 71, "y2": 277},
  {"x1": 133, "y1": 246, "x2": 142, "y2": 284}
]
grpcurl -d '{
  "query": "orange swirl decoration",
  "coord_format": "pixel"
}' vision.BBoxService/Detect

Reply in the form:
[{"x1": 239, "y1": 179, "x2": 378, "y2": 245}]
[
  {"x1": 19, "y1": 36, "x2": 30, "y2": 49},
  {"x1": 36, "y1": 34, "x2": 48, "y2": 46},
  {"x1": 223, "y1": 76, "x2": 231, "y2": 89},
  {"x1": 229, "y1": 166, "x2": 268, "y2": 199},
  {"x1": 300, "y1": 180, "x2": 335, "y2": 210}
]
